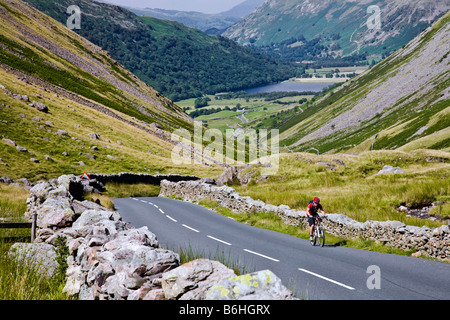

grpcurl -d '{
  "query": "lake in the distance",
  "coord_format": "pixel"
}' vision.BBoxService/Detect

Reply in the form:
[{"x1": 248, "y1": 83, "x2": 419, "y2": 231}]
[{"x1": 243, "y1": 81, "x2": 332, "y2": 94}]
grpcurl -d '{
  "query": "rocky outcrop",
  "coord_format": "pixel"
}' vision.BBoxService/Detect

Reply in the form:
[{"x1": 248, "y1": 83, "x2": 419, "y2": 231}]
[
  {"x1": 377, "y1": 165, "x2": 405, "y2": 175},
  {"x1": 9, "y1": 175, "x2": 296, "y2": 300},
  {"x1": 159, "y1": 180, "x2": 450, "y2": 262}
]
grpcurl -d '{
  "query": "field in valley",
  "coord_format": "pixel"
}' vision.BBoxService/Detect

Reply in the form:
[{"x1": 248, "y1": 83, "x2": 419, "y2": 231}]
[{"x1": 177, "y1": 93, "x2": 315, "y2": 133}]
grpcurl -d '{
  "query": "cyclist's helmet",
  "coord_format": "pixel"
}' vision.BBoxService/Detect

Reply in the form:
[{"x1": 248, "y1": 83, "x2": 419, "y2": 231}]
[{"x1": 313, "y1": 197, "x2": 320, "y2": 204}]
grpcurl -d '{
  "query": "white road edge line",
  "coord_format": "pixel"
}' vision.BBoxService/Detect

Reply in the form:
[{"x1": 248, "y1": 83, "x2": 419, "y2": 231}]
[
  {"x1": 166, "y1": 215, "x2": 177, "y2": 222},
  {"x1": 298, "y1": 268, "x2": 355, "y2": 290},
  {"x1": 243, "y1": 249, "x2": 279, "y2": 262},
  {"x1": 182, "y1": 224, "x2": 200, "y2": 233},
  {"x1": 207, "y1": 235, "x2": 231, "y2": 246}
]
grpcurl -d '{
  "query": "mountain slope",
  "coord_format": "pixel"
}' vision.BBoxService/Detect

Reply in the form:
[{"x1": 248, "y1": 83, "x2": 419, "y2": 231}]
[
  {"x1": 279, "y1": 11, "x2": 450, "y2": 153},
  {"x1": 220, "y1": 0, "x2": 265, "y2": 19},
  {"x1": 0, "y1": 0, "x2": 221, "y2": 180},
  {"x1": 223, "y1": 0, "x2": 449, "y2": 60},
  {"x1": 23, "y1": 0, "x2": 298, "y2": 101},
  {"x1": 0, "y1": 0, "x2": 191, "y2": 132}
]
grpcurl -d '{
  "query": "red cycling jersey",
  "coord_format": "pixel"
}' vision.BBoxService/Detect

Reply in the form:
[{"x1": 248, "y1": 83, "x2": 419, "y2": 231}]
[{"x1": 307, "y1": 202, "x2": 323, "y2": 216}]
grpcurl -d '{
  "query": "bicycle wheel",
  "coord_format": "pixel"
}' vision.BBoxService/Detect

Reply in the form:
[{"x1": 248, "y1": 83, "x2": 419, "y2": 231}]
[
  {"x1": 310, "y1": 227, "x2": 317, "y2": 246},
  {"x1": 318, "y1": 227, "x2": 325, "y2": 247}
]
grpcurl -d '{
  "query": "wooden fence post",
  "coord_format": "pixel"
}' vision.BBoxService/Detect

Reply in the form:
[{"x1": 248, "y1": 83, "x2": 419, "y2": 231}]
[{"x1": 31, "y1": 213, "x2": 37, "y2": 242}]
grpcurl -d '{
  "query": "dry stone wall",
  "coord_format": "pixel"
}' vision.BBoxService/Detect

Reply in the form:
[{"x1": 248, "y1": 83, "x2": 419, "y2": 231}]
[
  {"x1": 87, "y1": 172, "x2": 200, "y2": 185},
  {"x1": 159, "y1": 180, "x2": 450, "y2": 262},
  {"x1": 9, "y1": 174, "x2": 296, "y2": 300}
]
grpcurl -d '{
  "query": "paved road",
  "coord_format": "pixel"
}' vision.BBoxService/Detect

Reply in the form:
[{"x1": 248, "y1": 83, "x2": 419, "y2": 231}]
[{"x1": 114, "y1": 197, "x2": 450, "y2": 300}]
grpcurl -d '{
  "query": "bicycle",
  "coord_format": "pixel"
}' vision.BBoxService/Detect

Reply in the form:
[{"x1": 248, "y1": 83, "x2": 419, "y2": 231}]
[{"x1": 310, "y1": 216, "x2": 325, "y2": 247}]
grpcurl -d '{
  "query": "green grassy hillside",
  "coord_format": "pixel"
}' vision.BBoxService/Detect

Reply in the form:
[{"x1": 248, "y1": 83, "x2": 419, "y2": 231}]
[
  {"x1": 0, "y1": 0, "x2": 222, "y2": 181},
  {"x1": 224, "y1": 0, "x2": 449, "y2": 61},
  {"x1": 279, "y1": 11, "x2": 450, "y2": 154}
]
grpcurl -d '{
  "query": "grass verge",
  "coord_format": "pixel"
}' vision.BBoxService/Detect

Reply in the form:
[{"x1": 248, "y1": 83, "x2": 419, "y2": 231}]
[{"x1": 0, "y1": 183, "x2": 72, "y2": 299}]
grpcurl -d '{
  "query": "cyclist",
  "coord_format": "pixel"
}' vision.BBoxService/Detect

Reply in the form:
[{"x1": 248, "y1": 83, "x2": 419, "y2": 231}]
[{"x1": 307, "y1": 197, "x2": 325, "y2": 241}]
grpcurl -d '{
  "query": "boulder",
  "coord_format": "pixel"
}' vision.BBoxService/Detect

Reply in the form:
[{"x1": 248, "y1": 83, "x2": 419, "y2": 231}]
[
  {"x1": 30, "y1": 101, "x2": 49, "y2": 113},
  {"x1": 36, "y1": 196, "x2": 75, "y2": 228},
  {"x1": 377, "y1": 165, "x2": 405, "y2": 175},
  {"x1": 103, "y1": 227, "x2": 159, "y2": 252},
  {"x1": 8, "y1": 243, "x2": 58, "y2": 279},
  {"x1": 72, "y1": 209, "x2": 115, "y2": 229},
  {"x1": 151, "y1": 122, "x2": 163, "y2": 129},
  {"x1": 216, "y1": 166, "x2": 240, "y2": 186},
  {"x1": 63, "y1": 257, "x2": 85, "y2": 296},
  {"x1": 57, "y1": 174, "x2": 84, "y2": 200},
  {"x1": 0, "y1": 176, "x2": 14, "y2": 184},
  {"x1": 84, "y1": 154, "x2": 96, "y2": 160},
  {"x1": 88, "y1": 133, "x2": 100, "y2": 140},
  {"x1": 13, "y1": 94, "x2": 29, "y2": 101},
  {"x1": 56, "y1": 129, "x2": 68, "y2": 136},
  {"x1": 2, "y1": 138, "x2": 16, "y2": 146},
  {"x1": 130, "y1": 246, "x2": 179, "y2": 275},
  {"x1": 161, "y1": 259, "x2": 236, "y2": 300},
  {"x1": 206, "y1": 270, "x2": 296, "y2": 300}
]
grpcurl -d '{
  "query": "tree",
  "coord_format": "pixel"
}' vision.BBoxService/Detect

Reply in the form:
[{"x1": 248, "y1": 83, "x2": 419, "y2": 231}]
[{"x1": 194, "y1": 96, "x2": 210, "y2": 109}]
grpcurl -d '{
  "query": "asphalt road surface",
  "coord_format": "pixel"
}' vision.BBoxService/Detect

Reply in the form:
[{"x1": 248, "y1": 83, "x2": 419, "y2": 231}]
[{"x1": 114, "y1": 196, "x2": 450, "y2": 300}]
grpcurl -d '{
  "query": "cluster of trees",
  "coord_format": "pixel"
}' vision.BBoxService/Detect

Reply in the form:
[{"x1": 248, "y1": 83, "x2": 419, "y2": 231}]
[
  {"x1": 215, "y1": 91, "x2": 316, "y2": 101},
  {"x1": 189, "y1": 105, "x2": 239, "y2": 118},
  {"x1": 251, "y1": 34, "x2": 370, "y2": 69},
  {"x1": 194, "y1": 96, "x2": 211, "y2": 108}
]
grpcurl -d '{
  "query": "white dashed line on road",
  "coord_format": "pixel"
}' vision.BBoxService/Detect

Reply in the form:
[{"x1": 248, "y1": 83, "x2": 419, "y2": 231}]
[
  {"x1": 182, "y1": 224, "x2": 200, "y2": 233},
  {"x1": 243, "y1": 249, "x2": 279, "y2": 262},
  {"x1": 207, "y1": 235, "x2": 232, "y2": 246},
  {"x1": 298, "y1": 268, "x2": 355, "y2": 290},
  {"x1": 166, "y1": 215, "x2": 177, "y2": 222}
]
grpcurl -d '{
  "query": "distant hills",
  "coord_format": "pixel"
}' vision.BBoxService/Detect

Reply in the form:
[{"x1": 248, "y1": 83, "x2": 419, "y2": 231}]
[
  {"x1": 221, "y1": 0, "x2": 266, "y2": 19},
  {"x1": 127, "y1": 0, "x2": 265, "y2": 34},
  {"x1": 23, "y1": 0, "x2": 296, "y2": 101},
  {"x1": 279, "y1": 11, "x2": 450, "y2": 153},
  {"x1": 127, "y1": 8, "x2": 240, "y2": 35},
  {"x1": 223, "y1": 0, "x2": 450, "y2": 62}
]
